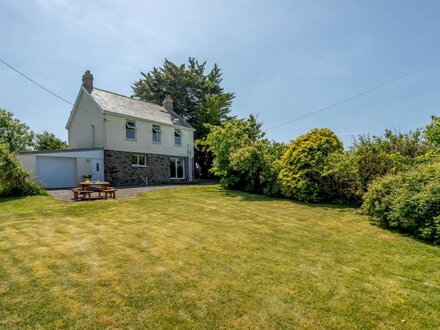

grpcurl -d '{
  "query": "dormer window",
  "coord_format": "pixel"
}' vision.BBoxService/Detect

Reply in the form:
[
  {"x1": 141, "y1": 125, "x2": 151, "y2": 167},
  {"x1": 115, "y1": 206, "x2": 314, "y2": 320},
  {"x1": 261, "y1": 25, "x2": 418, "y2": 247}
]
[
  {"x1": 126, "y1": 121, "x2": 136, "y2": 140},
  {"x1": 174, "y1": 129, "x2": 182, "y2": 146},
  {"x1": 153, "y1": 125, "x2": 161, "y2": 143}
]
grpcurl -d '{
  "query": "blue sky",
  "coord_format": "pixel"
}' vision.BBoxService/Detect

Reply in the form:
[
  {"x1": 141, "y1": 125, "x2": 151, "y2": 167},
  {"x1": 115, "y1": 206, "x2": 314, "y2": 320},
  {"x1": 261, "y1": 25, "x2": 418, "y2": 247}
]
[{"x1": 1, "y1": 0, "x2": 439, "y2": 146}]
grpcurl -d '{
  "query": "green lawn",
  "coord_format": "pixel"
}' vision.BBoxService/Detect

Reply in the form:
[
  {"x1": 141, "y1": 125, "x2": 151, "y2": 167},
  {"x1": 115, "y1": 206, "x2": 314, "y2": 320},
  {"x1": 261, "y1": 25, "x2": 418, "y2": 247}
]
[{"x1": 0, "y1": 186, "x2": 439, "y2": 329}]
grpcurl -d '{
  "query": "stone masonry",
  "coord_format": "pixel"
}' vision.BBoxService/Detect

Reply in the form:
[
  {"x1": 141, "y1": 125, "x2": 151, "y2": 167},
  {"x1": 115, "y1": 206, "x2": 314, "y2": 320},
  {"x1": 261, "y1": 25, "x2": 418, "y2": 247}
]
[{"x1": 104, "y1": 150, "x2": 189, "y2": 186}]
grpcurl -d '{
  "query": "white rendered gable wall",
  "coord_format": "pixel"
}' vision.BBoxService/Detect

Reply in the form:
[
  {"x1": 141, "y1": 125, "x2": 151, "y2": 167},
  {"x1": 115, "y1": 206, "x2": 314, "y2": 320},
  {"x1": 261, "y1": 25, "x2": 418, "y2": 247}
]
[{"x1": 68, "y1": 91, "x2": 105, "y2": 149}]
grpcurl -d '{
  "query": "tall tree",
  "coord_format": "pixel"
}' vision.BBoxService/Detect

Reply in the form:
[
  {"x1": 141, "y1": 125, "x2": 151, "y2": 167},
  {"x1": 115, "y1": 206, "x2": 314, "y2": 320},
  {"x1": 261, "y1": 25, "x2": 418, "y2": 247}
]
[
  {"x1": 34, "y1": 131, "x2": 67, "y2": 150},
  {"x1": 0, "y1": 109, "x2": 35, "y2": 152},
  {"x1": 132, "y1": 58, "x2": 235, "y2": 178}
]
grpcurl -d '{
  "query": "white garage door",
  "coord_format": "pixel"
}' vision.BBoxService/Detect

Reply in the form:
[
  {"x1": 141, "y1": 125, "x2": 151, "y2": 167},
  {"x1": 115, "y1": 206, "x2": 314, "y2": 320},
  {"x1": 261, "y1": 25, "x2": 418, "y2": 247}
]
[{"x1": 36, "y1": 157, "x2": 76, "y2": 188}]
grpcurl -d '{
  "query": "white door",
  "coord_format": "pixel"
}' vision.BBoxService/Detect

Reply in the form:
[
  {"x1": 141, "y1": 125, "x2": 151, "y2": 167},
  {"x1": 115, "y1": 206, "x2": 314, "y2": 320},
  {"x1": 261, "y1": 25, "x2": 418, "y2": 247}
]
[
  {"x1": 36, "y1": 157, "x2": 76, "y2": 188},
  {"x1": 91, "y1": 159, "x2": 104, "y2": 181}
]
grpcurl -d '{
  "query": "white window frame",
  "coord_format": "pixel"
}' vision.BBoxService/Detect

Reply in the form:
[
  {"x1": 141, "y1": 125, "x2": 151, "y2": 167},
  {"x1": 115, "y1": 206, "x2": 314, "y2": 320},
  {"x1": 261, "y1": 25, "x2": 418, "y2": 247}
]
[
  {"x1": 126, "y1": 121, "x2": 137, "y2": 140},
  {"x1": 170, "y1": 157, "x2": 185, "y2": 179},
  {"x1": 152, "y1": 125, "x2": 161, "y2": 144},
  {"x1": 131, "y1": 154, "x2": 147, "y2": 167},
  {"x1": 174, "y1": 129, "x2": 182, "y2": 146}
]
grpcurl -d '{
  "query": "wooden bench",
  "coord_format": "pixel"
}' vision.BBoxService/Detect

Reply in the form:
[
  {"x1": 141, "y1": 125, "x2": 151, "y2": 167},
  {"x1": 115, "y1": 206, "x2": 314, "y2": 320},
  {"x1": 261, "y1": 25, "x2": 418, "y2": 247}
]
[
  {"x1": 102, "y1": 188, "x2": 117, "y2": 199},
  {"x1": 71, "y1": 188, "x2": 92, "y2": 201}
]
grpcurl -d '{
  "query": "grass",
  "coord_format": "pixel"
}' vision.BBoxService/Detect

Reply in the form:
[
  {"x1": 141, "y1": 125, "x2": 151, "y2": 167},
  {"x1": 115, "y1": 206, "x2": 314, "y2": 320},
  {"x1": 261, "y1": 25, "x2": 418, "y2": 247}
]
[{"x1": 0, "y1": 186, "x2": 439, "y2": 329}]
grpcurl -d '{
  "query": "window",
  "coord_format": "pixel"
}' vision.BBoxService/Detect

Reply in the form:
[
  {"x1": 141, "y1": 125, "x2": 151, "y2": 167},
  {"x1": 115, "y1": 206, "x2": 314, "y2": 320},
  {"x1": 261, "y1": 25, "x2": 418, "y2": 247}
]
[
  {"x1": 132, "y1": 154, "x2": 146, "y2": 167},
  {"x1": 174, "y1": 129, "x2": 182, "y2": 146},
  {"x1": 126, "y1": 121, "x2": 136, "y2": 140},
  {"x1": 152, "y1": 125, "x2": 161, "y2": 143},
  {"x1": 170, "y1": 157, "x2": 184, "y2": 179}
]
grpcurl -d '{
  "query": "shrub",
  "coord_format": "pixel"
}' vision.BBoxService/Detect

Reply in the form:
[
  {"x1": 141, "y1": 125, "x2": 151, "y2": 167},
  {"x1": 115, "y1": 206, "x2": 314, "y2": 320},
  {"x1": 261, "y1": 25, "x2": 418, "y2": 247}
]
[
  {"x1": 230, "y1": 141, "x2": 286, "y2": 196},
  {"x1": 362, "y1": 162, "x2": 440, "y2": 243},
  {"x1": 351, "y1": 129, "x2": 429, "y2": 189},
  {"x1": 323, "y1": 152, "x2": 364, "y2": 204},
  {"x1": 201, "y1": 115, "x2": 264, "y2": 189},
  {"x1": 278, "y1": 128, "x2": 343, "y2": 202},
  {"x1": 0, "y1": 144, "x2": 47, "y2": 197},
  {"x1": 201, "y1": 115, "x2": 265, "y2": 188}
]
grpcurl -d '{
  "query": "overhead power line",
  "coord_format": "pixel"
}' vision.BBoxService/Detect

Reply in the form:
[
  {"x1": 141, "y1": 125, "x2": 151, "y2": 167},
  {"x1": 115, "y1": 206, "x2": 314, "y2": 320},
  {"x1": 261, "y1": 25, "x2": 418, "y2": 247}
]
[
  {"x1": 0, "y1": 58, "x2": 75, "y2": 106},
  {"x1": 2, "y1": 57, "x2": 440, "y2": 131},
  {"x1": 0, "y1": 58, "x2": 102, "y2": 120},
  {"x1": 267, "y1": 59, "x2": 440, "y2": 131}
]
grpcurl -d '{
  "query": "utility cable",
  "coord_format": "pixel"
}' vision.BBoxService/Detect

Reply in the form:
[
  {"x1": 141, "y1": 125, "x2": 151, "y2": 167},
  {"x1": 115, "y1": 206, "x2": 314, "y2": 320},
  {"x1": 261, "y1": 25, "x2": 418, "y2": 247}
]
[{"x1": 267, "y1": 59, "x2": 440, "y2": 131}]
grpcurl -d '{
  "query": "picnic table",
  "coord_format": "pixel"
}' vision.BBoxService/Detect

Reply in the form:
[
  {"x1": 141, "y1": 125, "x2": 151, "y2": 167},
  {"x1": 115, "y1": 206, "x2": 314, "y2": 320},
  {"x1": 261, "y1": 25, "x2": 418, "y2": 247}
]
[
  {"x1": 80, "y1": 181, "x2": 110, "y2": 190},
  {"x1": 72, "y1": 181, "x2": 117, "y2": 201}
]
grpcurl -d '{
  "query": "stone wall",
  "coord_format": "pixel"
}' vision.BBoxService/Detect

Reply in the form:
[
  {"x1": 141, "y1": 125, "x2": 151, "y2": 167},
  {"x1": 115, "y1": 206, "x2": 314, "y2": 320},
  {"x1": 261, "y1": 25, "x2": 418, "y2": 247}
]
[{"x1": 104, "y1": 150, "x2": 189, "y2": 186}]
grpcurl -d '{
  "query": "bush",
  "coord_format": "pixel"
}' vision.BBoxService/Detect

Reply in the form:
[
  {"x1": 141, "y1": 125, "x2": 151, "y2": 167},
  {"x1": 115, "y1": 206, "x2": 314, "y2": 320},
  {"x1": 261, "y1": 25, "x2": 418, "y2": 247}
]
[
  {"x1": 0, "y1": 144, "x2": 47, "y2": 197},
  {"x1": 351, "y1": 129, "x2": 429, "y2": 189},
  {"x1": 362, "y1": 162, "x2": 440, "y2": 243},
  {"x1": 201, "y1": 115, "x2": 264, "y2": 183},
  {"x1": 230, "y1": 141, "x2": 286, "y2": 196},
  {"x1": 278, "y1": 128, "x2": 343, "y2": 202},
  {"x1": 323, "y1": 152, "x2": 364, "y2": 204}
]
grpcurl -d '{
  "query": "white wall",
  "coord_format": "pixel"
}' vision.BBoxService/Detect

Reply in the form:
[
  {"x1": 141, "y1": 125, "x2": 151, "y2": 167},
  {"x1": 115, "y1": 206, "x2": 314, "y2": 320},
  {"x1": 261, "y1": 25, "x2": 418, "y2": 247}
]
[
  {"x1": 19, "y1": 154, "x2": 37, "y2": 173},
  {"x1": 105, "y1": 113, "x2": 194, "y2": 158},
  {"x1": 18, "y1": 150, "x2": 104, "y2": 186},
  {"x1": 68, "y1": 91, "x2": 104, "y2": 149}
]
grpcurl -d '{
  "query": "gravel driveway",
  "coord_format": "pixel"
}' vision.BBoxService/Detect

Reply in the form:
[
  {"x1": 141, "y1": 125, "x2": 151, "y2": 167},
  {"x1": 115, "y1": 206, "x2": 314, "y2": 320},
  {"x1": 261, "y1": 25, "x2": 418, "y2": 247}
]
[{"x1": 48, "y1": 184, "x2": 205, "y2": 202}]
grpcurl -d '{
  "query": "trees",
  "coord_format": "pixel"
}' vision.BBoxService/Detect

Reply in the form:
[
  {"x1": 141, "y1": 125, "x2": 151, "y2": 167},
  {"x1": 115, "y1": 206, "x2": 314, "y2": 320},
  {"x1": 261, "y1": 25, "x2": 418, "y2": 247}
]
[
  {"x1": 0, "y1": 143, "x2": 46, "y2": 197},
  {"x1": 278, "y1": 128, "x2": 343, "y2": 202},
  {"x1": 35, "y1": 131, "x2": 67, "y2": 150},
  {"x1": 0, "y1": 110, "x2": 64, "y2": 196},
  {"x1": 0, "y1": 109, "x2": 67, "y2": 152},
  {"x1": 132, "y1": 58, "x2": 235, "y2": 178},
  {"x1": 0, "y1": 109, "x2": 34, "y2": 152},
  {"x1": 425, "y1": 115, "x2": 440, "y2": 152},
  {"x1": 201, "y1": 115, "x2": 263, "y2": 186}
]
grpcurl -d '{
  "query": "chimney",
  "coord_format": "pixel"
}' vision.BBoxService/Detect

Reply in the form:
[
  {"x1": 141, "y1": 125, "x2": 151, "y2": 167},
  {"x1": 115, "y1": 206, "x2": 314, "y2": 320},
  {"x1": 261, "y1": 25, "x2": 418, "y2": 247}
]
[
  {"x1": 82, "y1": 70, "x2": 94, "y2": 93},
  {"x1": 162, "y1": 95, "x2": 173, "y2": 112}
]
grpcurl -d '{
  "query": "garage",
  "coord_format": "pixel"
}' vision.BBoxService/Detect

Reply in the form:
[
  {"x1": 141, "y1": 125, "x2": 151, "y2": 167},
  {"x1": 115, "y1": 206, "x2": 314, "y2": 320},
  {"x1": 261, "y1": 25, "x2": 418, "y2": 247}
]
[
  {"x1": 36, "y1": 156, "x2": 76, "y2": 188},
  {"x1": 18, "y1": 148, "x2": 104, "y2": 189}
]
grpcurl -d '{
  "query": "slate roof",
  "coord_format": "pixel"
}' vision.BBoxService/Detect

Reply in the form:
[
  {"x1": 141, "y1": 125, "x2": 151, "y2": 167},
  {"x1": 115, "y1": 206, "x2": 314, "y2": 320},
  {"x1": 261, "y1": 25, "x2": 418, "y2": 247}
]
[{"x1": 89, "y1": 88, "x2": 194, "y2": 129}]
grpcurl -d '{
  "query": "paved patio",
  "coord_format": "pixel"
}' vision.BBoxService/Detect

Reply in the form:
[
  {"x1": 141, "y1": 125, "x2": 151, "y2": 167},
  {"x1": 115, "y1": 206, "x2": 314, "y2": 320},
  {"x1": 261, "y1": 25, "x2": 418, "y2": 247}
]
[{"x1": 48, "y1": 184, "x2": 205, "y2": 202}]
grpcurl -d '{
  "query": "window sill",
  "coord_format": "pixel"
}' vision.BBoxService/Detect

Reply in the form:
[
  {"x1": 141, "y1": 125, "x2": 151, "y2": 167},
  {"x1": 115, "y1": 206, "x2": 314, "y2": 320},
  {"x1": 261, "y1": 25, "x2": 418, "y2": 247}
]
[
  {"x1": 126, "y1": 138, "x2": 137, "y2": 142},
  {"x1": 174, "y1": 144, "x2": 182, "y2": 147},
  {"x1": 152, "y1": 141, "x2": 161, "y2": 145},
  {"x1": 132, "y1": 165, "x2": 148, "y2": 168},
  {"x1": 170, "y1": 177, "x2": 185, "y2": 180}
]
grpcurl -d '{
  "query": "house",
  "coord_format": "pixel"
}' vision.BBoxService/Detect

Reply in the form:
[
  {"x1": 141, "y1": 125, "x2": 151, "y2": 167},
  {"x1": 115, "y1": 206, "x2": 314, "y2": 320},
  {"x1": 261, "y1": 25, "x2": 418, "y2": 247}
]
[{"x1": 18, "y1": 71, "x2": 195, "y2": 188}]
